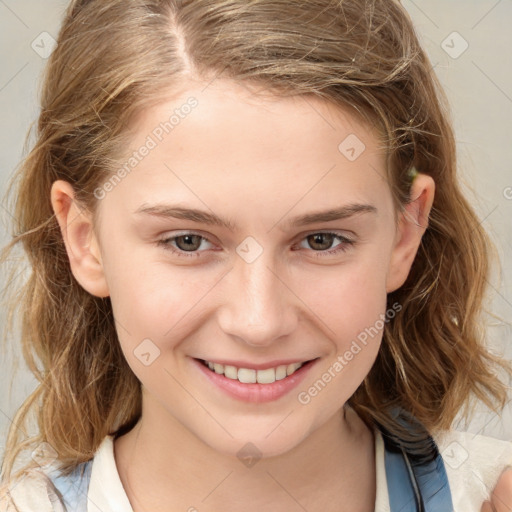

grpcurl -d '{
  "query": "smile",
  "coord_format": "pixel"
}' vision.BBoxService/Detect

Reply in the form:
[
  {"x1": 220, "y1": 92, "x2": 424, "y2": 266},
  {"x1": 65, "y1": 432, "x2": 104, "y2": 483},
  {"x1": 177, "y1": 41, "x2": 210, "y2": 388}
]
[
  {"x1": 200, "y1": 359, "x2": 306, "y2": 384},
  {"x1": 192, "y1": 357, "x2": 319, "y2": 403}
]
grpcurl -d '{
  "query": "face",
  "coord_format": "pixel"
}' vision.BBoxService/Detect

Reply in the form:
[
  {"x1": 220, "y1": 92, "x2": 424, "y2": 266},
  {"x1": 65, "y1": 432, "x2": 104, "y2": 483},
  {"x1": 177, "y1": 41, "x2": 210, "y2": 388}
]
[{"x1": 52, "y1": 78, "x2": 433, "y2": 459}]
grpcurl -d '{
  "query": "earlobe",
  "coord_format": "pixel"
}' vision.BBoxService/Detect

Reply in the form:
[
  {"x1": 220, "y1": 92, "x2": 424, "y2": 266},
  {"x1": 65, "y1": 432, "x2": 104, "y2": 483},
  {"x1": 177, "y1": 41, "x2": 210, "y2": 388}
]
[
  {"x1": 385, "y1": 173, "x2": 435, "y2": 293},
  {"x1": 50, "y1": 180, "x2": 110, "y2": 298}
]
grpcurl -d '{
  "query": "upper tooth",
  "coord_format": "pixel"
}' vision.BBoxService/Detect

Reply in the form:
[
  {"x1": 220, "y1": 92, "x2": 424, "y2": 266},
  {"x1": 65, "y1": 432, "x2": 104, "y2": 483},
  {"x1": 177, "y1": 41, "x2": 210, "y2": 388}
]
[
  {"x1": 287, "y1": 363, "x2": 301, "y2": 375},
  {"x1": 275, "y1": 365, "x2": 287, "y2": 380},
  {"x1": 257, "y1": 368, "x2": 276, "y2": 384},
  {"x1": 238, "y1": 368, "x2": 256, "y2": 384},
  {"x1": 204, "y1": 361, "x2": 304, "y2": 383},
  {"x1": 224, "y1": 365, "x2": 238, "y2": 379}
]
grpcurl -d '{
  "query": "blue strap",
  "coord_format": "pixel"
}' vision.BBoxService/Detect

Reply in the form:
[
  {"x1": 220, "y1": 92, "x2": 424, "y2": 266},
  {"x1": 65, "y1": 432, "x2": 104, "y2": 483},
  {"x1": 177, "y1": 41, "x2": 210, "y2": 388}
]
[
  {"x1": 47, "y1": 459, "x2": 93, "y2": 511},
  {"x1": 381, "y1": 408, "x2": 454, "y2": 511}
]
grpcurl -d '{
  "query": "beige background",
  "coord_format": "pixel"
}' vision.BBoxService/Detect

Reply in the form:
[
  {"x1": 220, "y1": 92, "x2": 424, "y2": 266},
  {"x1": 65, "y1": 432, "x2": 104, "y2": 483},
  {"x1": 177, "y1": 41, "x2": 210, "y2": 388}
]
[{"x1": 0, "y1": 0, "x2": 511, "y2": 464}]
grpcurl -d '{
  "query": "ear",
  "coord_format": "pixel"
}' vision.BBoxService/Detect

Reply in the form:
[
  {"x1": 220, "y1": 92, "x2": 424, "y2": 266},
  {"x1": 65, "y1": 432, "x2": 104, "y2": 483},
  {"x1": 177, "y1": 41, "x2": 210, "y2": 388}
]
[
  {"x1": 50, "y1": 180, "x2": 110, "y2": 298},
  {"x1": 386, "y1": 173, "x2": 435, "y2": 293}
]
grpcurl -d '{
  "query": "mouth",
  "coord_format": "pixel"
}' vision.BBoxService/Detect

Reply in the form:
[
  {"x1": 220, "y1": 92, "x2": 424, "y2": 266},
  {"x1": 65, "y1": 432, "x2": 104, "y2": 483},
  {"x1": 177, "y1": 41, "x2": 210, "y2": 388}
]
[
  {"x1": 192, "y1": 356, "x2": 319, "y2": 402},
  {"x1": 196, "y1": 358, "x2": 317, "y2": 384}
]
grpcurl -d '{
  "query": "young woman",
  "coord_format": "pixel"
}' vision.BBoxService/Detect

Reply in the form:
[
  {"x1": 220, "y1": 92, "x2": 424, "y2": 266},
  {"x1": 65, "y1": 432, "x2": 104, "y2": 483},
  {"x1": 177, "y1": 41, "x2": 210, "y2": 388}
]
[{"x1": 1, "y1": 1, "x2": 511, "y2": 510}]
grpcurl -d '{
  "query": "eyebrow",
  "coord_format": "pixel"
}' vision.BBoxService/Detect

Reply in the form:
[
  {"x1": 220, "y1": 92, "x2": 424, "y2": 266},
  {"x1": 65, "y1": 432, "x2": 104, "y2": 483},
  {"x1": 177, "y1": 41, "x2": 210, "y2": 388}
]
[{"x1": 133, "y1": 202, "x2": 378, "y2": 231}]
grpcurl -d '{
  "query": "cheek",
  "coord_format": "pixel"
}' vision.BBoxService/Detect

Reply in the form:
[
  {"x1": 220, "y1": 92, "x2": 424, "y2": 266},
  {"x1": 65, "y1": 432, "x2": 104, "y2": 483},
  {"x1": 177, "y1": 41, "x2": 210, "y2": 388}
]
[
  {"x1": 105, "y1": 261, "x2": 211, "y2": 388},
  {"x1": 300, "y1": 258, "x2": 389, "y2": 343},
  {"x1": 104, "y1": 250, "x2": 218, "y2": 351},
  {"x1": 295, "y1": 263, "x2": 388, "y2": 414}
]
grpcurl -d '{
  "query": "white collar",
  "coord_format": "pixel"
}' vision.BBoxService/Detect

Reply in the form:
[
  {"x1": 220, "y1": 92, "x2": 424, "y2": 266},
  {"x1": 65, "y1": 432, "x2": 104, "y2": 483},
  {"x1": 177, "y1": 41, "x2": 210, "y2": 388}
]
[{"x1": 87, "y1": 436, "x2": 133, "y2": 512}]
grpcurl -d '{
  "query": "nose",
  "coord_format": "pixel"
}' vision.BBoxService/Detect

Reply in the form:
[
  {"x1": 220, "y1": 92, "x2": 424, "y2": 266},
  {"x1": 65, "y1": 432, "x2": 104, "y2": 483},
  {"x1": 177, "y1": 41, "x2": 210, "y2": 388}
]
[{"x1": 217, "y1": 248, "x2": 298, "y2": 348}]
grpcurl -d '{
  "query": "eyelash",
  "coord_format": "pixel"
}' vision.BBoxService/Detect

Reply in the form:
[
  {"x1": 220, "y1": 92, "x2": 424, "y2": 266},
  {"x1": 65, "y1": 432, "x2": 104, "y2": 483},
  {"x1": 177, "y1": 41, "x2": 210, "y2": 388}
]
[{"x1": 156, "y1": 231, "x2": 356, "y2": 259}]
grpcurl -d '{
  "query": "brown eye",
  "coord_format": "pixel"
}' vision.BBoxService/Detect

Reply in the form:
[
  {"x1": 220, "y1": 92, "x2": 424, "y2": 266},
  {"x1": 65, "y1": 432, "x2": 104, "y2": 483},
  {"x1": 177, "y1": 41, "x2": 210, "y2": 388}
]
[
  {"x1": 306, "y1": 233, "x2": 336, "y2": 251},
  {"x1": 173, "y1": 234, "x2": 204, "y2": 252},
  {"x1": 297, "y1": 232, "x2": 356, "y2": 258},
  {"x1": 157, "y1": 232, "x2": 214, "y2": 258}
]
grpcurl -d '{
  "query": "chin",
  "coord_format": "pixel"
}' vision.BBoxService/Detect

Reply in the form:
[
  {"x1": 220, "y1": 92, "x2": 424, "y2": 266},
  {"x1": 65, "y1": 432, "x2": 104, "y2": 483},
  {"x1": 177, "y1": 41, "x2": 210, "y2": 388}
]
[{"x1": 195, "y1": 421, "x2": 311, "y2": 462}]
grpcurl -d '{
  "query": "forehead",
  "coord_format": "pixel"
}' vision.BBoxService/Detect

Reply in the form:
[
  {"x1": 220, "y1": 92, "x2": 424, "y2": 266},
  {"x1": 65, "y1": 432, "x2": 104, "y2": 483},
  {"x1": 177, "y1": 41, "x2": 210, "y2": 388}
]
[{"x1": 99, "y1": 78, "x2": 391, "y2": 224}]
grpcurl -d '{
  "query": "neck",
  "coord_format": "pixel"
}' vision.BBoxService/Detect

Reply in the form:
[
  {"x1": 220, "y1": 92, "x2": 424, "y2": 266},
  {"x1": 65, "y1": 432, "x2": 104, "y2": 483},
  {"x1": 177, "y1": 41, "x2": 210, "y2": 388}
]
[{"x1": 114, "y1": 401, "x2": 376, "y2": 512}]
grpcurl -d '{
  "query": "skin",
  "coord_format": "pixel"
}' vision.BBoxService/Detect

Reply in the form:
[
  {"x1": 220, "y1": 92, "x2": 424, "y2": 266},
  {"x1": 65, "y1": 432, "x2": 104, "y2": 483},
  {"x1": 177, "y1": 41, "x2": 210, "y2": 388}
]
[
  {"x1": 482, "y1": 468, "x2": 512, "y2": 512},
  {"x1": 50, "y1": 78, "x2": 510, "y2": 511}
]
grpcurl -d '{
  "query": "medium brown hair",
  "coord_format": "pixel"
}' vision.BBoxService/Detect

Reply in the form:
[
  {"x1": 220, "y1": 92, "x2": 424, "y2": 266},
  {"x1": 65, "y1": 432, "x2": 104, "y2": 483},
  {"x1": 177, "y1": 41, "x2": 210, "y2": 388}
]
[{"x1": 1, "y1": 0, "x2": 511, "y2": 481}]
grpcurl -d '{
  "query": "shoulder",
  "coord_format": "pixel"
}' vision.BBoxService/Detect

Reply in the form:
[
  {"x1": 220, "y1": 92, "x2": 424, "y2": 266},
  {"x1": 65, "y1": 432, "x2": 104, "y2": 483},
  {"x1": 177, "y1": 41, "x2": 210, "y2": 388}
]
[
  {"x1": 435, "y1": 428, "x2": 512, "y2": 470},
  {"x1": 0, "y1": 467, "x2": 67, "y2": 512},
  {"x1": 0, "y1": 457, "x2": 93, "y2": 512},
  {"x1": 433, "y1": 429, "x2": 512, "y2": 512}
]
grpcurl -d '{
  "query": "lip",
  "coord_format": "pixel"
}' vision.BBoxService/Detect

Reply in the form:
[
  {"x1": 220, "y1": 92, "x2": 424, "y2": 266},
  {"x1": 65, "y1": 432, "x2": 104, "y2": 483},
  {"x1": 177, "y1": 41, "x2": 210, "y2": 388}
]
[{"x1": 191, "y1": 357, "x2": 319, "y2": 403}]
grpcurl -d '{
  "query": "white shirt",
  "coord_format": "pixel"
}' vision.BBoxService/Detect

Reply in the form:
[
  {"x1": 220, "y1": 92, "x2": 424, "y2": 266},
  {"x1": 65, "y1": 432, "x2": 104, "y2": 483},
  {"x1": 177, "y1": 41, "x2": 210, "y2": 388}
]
[{"x1": 2, "y1": 428, "x2": 512, "y2": 511}]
